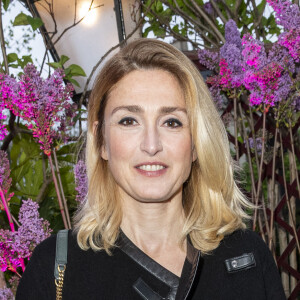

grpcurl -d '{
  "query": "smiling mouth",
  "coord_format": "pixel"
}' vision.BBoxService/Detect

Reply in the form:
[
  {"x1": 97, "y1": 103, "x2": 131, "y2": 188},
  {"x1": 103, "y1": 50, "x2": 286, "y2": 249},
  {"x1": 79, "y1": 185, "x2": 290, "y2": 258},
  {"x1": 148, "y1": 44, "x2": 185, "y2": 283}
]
[{"x1": 137, "y1": 165, "x2": 166, "y2": 171}]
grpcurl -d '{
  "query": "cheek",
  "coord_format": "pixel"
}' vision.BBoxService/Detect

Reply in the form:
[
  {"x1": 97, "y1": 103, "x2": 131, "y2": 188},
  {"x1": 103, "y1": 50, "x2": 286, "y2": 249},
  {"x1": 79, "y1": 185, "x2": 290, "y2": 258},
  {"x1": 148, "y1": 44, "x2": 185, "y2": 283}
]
[{"x1": 104, "y1": 129, "x2": 136, "y2": 162}]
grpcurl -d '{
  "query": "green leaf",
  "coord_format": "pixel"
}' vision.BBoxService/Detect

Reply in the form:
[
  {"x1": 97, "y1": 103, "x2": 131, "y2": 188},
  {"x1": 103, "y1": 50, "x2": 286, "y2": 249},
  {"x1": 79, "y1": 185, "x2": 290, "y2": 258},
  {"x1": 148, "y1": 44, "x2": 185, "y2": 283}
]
[
  {"x1": 3, "y1": 0, "x2": 10, "y2": 11},
  {"x1": 60, "y1": 55, "x2": 70, "y2": 66},
  {"x1": 66, "y1": 77, "x2": 80, "y2": 87},
  {"x1": 27, "y1": 16, "x2": 43, "y2": 31},
  {"x1": 13, "y1": 13, "x2": 30, "y2": 26},
  {"x1": 48, "y1": 62, "x2": 62, "y2": 69},
  {"x1": 66, "y1": 64, "x2": 86, "y2": 77},
  {"x1": 7, "y1": 53, "x2": 18, "y2": 63}
]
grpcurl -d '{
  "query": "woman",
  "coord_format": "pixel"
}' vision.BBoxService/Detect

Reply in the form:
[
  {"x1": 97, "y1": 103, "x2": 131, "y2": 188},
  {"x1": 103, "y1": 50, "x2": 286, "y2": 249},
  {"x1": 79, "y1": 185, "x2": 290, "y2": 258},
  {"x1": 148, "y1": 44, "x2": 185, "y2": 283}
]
[{"x1": 16, "y1": 39, "x2": 285, "y2": 300}]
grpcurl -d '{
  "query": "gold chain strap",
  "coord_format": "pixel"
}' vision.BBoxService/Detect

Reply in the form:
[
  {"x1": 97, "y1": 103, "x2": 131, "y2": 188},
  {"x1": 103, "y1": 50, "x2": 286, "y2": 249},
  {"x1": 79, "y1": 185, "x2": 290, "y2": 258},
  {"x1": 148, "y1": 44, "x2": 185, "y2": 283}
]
[{"x1": 55, "y1": 264, "x2": 66, "y2": 300}]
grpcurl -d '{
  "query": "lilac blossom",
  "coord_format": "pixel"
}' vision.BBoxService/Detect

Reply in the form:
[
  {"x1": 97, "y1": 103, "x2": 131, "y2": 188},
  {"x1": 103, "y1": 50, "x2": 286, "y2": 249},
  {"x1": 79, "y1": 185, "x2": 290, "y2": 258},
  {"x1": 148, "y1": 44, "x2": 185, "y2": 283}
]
[
  {"x1": 204, "y1": 2, "x2": 214, "y2": 15},
  {"x1": 1, "y1": 65, "x2": 76, "y2": 155},
  {"x1": 223, "y1": 19, "x2": 242, "y2": 49},
  {"x1": 74, "y1": 160, "x2": 88, "y2": 204},
  {"x1": 279, "y1": 29, "x2": 300, "y2": 62},
  {"x1": 268, "y1": 43, "x2": 296, "y2": 72},
  {"x1": 0, "y1": 150, "x2": 13, "y2": 203},
  {"x1": 274, "y1": 73, "x2": 293, "y2": 103},
  {"x1": 248, "y1": 137, "x2": 263, "y2": 155},
  {"x1": 219, "y1": 20, "x2": 244, "y2": 88},
  {"x1": 198, "y1": 49, "x2": 219, "y2": 71},
  {"x1": 266, "y1": 0, "x2": 300, "y2": 30},
  {"x1": 242, "y1": 34, "x2": 267, "y2": 70},
  {"x1": 0, "y1": 287, "x2": 14, "y2": 300},
  {"x1": 0, "y1": 199, "x2": 52, "y2": 272}
]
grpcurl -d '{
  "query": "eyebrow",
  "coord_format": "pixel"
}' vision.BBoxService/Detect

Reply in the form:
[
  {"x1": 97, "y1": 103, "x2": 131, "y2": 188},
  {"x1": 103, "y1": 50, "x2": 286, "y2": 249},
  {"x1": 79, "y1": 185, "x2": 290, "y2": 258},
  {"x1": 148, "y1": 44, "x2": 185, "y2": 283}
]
[{"x1": 111, "y1": 105, "x2": 187, "y2": 115}]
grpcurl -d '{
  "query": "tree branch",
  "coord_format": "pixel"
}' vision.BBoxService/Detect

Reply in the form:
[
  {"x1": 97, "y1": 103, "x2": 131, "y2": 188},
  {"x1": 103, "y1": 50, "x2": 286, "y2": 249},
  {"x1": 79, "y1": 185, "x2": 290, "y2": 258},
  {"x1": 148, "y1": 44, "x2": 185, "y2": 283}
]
[
  {"x1": 210, "y1": 0, "x2": 228, "y2": 24},
  {"x1": 160, "y1": 0, "x2": 219, "y2": 47},
  {"x1": 0, "y1": 0, "x2": 9, "y2": 74},
  {"x1": 53, "y1": 1, "x2": 103, "y2": 45},
  {"x1": 185, "y1": 0, "x2": 225, "y2": 43}
]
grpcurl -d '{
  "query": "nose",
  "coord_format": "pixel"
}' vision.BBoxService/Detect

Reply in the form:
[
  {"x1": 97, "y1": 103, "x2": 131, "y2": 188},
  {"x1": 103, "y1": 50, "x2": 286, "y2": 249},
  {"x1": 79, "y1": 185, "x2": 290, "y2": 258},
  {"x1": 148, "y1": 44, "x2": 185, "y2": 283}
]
[{"x1": 140, "y1": 123, "x2": 163, "y2": 156}]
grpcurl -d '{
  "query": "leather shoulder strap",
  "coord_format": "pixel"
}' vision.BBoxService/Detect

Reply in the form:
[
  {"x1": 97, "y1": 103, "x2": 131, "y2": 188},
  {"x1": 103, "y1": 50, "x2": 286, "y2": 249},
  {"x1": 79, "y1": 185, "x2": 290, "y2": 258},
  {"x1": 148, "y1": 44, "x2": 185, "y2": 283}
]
[{"x1": 54, "y1": 229, "x2": 69, "y2": 280}]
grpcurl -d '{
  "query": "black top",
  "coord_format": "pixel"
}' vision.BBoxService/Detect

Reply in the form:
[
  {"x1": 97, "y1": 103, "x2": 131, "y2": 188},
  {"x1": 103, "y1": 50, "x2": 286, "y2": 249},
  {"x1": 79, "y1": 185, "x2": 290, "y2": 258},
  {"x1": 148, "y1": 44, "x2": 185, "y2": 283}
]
[{"x1": 16, "y1": 229, "x2": 286, "y2": 300}]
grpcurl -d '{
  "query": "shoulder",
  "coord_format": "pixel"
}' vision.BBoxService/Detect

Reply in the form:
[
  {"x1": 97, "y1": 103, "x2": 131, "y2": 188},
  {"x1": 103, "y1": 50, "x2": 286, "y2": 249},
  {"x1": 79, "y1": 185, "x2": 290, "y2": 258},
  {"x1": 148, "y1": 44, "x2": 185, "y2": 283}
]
[
  {"x1": 30, "y1": 229, "x2": 79, "y2": 259},
  {"x1": 207, "y1": 229, "x2": 273, "y2": 264},
  {"x1": 219, "y1": 229, "x2": 268, "y2": 252},
  {"x1": 196, "y1": 229, "x2": 286, "y2": 299}
]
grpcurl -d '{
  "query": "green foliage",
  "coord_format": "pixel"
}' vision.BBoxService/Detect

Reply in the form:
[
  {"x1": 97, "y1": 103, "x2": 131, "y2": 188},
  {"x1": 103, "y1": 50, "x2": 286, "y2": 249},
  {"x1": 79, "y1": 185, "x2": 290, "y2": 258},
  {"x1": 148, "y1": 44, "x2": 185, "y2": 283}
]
[
  {"x1": 13, "y1": 12, "x2": 43, "y2": 31},
  {"x1": 48, "y1": 55, "x2": 86, "y2": 87},
  {"x1": 2, "y1": 0, "x2": 10, "y2": 11},
  {"x1": 142, "y1": 0, "x2": 283, "y2": 46},
  {"x1": 6, "y1": 52, "x2": 33, "y2": 71}
]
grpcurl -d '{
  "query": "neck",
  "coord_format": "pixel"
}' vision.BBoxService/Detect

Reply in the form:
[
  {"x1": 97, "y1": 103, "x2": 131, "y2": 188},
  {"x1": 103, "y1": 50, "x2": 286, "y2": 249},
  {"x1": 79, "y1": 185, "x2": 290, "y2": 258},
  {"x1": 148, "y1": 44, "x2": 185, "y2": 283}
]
[{"x1": 120, "y1": 192, "x2": 186, "y2": 253}]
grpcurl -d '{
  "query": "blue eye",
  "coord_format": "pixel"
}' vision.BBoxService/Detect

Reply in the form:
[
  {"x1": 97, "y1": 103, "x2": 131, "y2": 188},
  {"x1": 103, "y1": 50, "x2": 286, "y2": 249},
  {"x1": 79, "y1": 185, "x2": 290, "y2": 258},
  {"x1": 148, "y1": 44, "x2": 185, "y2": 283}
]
[
  {"x1": 119, "y1": 117, "x2": 137, "y2": 126},
  {"x1": 164, "y1": 118, "x2": 182, "y2": 128}
]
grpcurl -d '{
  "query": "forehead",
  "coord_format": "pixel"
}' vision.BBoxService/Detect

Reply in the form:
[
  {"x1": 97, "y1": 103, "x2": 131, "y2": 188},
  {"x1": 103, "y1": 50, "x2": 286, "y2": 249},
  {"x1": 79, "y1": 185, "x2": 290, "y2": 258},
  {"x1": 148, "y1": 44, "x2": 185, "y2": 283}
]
[{"x1": 106, "y1": 69, "x2": 186, "y2": 111}]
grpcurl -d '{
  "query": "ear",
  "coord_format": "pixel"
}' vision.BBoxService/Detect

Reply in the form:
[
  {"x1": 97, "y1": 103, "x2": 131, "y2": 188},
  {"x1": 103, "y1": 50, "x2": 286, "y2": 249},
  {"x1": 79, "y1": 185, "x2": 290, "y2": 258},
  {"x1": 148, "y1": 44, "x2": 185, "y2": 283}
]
[
  {"x1": 93, "y1": 121, "x2": 98, "y2": 136},
  {"x1": 93, "y1": 121, "x2": 108, "y2": 160},
  {"x1": 101, "y1": 144, "x2": 108, "y2": 161},
  {"x1": 192, "y1": 145, "x2": 197, "y2": 162}
]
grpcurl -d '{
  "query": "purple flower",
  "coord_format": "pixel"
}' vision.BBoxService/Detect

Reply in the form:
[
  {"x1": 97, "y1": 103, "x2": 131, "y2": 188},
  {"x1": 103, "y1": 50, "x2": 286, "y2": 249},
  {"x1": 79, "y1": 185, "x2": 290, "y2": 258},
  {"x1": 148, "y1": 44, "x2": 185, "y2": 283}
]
[
  {"x1": 0, "y1": 199, "x2": 52, "y2": 272},
  {"x1": 1, "y1": 65, "x2": 76, "y2": 155},
  {"x1": 74, "y1": 160, "x2": 88, "y2": 204},
  {"x1": 268, "y1": 43, "x2": 296, "y2": 72},
  {"x1": 242, "y1": 34, "x2": 267, "y2": 70},
  {"x1": 266, "y1": 0, "x2": 300, "y2": 30},
  {"x1": 204, "y1": 2, "x2": 214, "y2": 15},
  {"x1": 279, "y1": 29, "x2": 300, "y2": 62},
  {"x1": 0, "y1": 150, "x2": 13, "y2": 203},
  {"x1": 274, "y1": 73, "x2": 293, "y2": 102},
  {"x1": 248, "y1": 137, "x2": 263, "y2": 155},
  {"x1": 224, "y1": 19, "x2": 242, "y2": 49},
  {"x1": 198, "y1": 49, "x2": 220, "y2": 71},
  {"x1": 220, "y1": 43, "x2": 243, "y2": 74},
  {"x1": 0, "y1": 287, "x2": 14, "y2": 300}
]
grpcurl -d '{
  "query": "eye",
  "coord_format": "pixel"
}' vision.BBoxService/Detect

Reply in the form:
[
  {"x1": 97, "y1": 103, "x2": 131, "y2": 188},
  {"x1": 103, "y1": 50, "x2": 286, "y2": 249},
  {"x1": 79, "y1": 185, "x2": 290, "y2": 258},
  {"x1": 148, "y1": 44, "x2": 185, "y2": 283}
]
[
  {"x1": 118, "y1": 117, "x2": 138, "y2": 126},
  {"x1": 164, "y1": 118, "x2": 183, "y2": 128}
]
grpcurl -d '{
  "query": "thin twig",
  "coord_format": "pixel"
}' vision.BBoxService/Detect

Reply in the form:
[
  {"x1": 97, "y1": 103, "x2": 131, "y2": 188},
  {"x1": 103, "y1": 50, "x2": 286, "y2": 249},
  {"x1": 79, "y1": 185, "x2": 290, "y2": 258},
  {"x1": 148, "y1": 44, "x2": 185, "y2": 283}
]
[
  {"x1": 188, "y1": 0, "x2": 225, "y2": 43},
  {"x1": 269, "y1": 125, "x2": 278, "y2": 250},
  {"x1": 161, "y1": 0, "x2": 219, "y2": 47},
  {"x1": 48, "y1": 154, "x2": 69, "y2": 229},
  {"x1": 210, "y1": 0, "x2": 228, "y2": 24},
  {"x1": 0, "y1": 0, "x2": 9, "y2": 74},
  {"x1": 53, "y1": 1, "x2": 103, "y2": 45},
  {"x1": 288, "y1": 124, "x2": 300, "y2": 200},
  {"x1": 279, "y1": 131, "x2": 300, "y2": 254},
  {"x1": 53, "y1": 148, "x2": 72, "y2": 228},
  {"x1": 252, "y1": 106, "x2": 267, "y2": 230},
  {"x1": 78, "y1": 7, "x2": 151, "y2": 106},
  {"x1": 233, "y1": 93, "x2": 239, "y2": 162}
]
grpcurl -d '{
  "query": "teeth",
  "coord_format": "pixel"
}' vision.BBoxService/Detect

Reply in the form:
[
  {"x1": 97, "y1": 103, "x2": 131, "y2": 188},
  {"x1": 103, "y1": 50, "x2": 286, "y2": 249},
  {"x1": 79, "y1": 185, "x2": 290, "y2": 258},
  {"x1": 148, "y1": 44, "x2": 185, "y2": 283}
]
[{"x1": 138, "y1": 165, "x2": 165, "y2": 171}]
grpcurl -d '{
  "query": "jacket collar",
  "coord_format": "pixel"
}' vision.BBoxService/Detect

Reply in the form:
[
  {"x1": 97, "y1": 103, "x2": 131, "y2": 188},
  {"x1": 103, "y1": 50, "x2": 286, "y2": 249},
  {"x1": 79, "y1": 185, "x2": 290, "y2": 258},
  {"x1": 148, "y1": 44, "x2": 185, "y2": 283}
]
[{"x1": 118, "y1": 230, "x2": 201, "y2": 300}]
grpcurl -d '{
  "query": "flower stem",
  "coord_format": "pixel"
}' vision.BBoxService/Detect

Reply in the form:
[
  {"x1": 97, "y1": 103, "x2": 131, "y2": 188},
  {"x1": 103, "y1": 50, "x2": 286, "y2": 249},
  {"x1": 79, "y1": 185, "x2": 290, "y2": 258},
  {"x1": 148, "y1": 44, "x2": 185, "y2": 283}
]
[
  {"x1": 53, "y1": 149, "x2": 72, "y2": 229},
  {"x1": 268, "y1": 125, "x2": 278, "y2": 250},
  {"x1": 0, "y1": 188, "x2": 25, "y2": 271},
  {"x1": 48, "y1": 154, "x2": 69, "y2": 229},
  {"x1": 233, "y1": 93, "x2": 239, "y2": 162},
  {"x1": 252, "y1": 106, "x2": 267, "y2": 230},
  {"x1": 0, "y1": 187, "x2": 15, "y2": 232},
  {"x1": 279, "y1": 131, "x2": 300, "y2": 255}
]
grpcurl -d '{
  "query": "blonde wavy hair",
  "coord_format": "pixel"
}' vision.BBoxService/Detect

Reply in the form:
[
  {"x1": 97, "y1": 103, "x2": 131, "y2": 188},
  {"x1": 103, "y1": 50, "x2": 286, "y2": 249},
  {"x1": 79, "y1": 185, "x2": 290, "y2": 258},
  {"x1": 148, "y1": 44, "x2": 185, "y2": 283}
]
[{"x1": 74, "y1": 38, "x2": 252, "y2": 254}]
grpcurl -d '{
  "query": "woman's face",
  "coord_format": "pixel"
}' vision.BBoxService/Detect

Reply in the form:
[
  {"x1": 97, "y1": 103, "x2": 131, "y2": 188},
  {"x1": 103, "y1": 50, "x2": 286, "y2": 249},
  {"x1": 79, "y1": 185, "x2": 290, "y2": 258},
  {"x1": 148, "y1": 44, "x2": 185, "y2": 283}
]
[{"x1": 100, "y1": 69, "x2": 196, "y2": 203}]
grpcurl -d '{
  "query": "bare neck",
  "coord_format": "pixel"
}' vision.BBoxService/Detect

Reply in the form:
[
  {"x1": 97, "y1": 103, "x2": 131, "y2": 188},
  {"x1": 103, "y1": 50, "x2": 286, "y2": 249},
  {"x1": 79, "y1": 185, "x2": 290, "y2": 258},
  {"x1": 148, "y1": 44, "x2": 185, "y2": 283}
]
[{"x1": 120, "y1": 193, "x2": 186, "y2": 253}]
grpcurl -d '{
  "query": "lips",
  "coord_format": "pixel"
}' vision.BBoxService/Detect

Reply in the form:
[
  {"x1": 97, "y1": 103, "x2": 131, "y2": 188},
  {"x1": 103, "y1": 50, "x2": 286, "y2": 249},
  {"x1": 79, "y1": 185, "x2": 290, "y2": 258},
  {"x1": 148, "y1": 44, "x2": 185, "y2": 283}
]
[{"x1": 135, "y1": 162, "x2": 168, "y2": 176}]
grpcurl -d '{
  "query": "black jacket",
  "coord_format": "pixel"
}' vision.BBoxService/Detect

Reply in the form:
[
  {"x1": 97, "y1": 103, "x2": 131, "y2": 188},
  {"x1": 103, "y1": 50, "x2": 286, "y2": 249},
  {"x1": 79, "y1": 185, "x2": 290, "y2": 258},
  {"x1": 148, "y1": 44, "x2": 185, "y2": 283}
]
[{"x1": 16, "y1": 229, "x2": 286, "y2": 300}]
